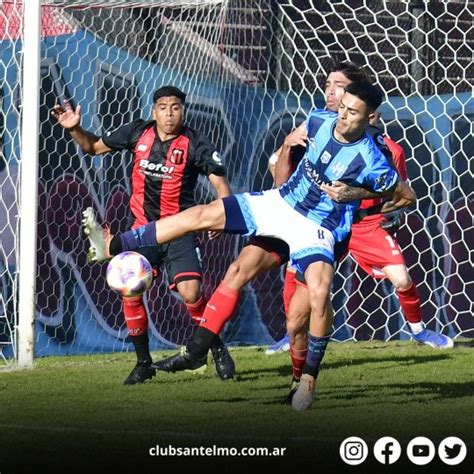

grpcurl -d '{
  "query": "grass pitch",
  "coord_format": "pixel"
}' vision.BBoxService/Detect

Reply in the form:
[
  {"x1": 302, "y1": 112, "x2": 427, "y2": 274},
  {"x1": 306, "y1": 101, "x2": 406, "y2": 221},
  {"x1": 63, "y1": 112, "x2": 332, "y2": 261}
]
[{"x1": 1, "y1": 340, "x2": 472, "y2": 473}]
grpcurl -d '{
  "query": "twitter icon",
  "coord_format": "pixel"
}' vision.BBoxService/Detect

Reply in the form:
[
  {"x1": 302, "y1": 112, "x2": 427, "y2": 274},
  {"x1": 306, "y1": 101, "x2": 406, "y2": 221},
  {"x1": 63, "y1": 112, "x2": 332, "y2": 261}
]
[{"x1": 438, "y1": 437, "x2": 467, "y2": 465}]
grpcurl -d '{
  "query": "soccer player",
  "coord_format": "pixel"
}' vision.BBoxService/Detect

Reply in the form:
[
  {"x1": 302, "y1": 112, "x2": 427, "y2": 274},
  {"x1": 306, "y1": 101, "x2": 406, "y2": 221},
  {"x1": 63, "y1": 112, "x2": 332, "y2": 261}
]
[
  {"x1": 51, "y1": 85, "x2": 235, "y2": 385},
  {"x1": 84, "y1": 81, "x2": 416, "y2": 411},
  {"x1": 270, "y1": 63, "x2": 452, "y2": 389}
]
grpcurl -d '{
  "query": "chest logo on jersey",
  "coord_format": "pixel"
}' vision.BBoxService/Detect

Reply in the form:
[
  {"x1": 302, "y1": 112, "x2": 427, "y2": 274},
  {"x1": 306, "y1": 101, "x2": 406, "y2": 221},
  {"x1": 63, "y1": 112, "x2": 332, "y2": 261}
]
[
  {"x1": 137, "y1": 144, "x2": 148, "y2": 152},
  {"x1": 170, "y1": 149, "x2": 184, "y2": 165},
  {"x1": 330, "y1": 161, "x2": 348, "y2": 178},
  {"x1": 320, "y1": 150, "x2": 331, "y2": 163},
  {"x1": 139, "y1": 159, "x2": 175, "y2": 179}
]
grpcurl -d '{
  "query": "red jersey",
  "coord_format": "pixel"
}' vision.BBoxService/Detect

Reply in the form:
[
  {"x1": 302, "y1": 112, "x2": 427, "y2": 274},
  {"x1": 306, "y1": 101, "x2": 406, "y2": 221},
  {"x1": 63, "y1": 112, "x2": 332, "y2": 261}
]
[
  {"x1": 356, "y1": 134, "x2": 408, "y2": 225},
  {"x1": 102, "y1": 119, "x2": 226, "y2": 228}
]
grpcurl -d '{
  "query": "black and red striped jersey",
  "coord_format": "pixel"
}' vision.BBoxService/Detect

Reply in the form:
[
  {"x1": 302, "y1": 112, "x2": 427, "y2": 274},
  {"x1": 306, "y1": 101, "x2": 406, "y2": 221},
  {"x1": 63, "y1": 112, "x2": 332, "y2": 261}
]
[{"x1": 102, "y1": 119, "x2": 226, "y2": 228}]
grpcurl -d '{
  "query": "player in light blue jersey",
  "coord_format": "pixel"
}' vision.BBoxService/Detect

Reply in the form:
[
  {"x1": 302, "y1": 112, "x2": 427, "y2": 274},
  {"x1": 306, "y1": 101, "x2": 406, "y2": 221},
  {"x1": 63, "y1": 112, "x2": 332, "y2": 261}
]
[{"x1": 84, "y1": 81, "x2": 416, "y2": 408}]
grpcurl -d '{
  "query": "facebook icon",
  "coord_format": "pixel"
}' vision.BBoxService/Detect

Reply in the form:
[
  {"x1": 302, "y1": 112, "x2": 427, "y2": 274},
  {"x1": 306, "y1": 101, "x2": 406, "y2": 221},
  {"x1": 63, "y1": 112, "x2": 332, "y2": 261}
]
[{"x1": 374, "y1": 437, "x2": 401, "y2": 465}]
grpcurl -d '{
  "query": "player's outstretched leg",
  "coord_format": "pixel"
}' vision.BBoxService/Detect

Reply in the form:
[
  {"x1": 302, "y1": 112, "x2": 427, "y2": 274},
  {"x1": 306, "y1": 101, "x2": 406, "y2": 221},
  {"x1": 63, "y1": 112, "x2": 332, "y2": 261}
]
[
  {"x1": 152, "y1": 347, "x2": 207, "y2": 375},
  {"x1": 412, "y1": 329, "x2": 454, "y2": 349},
  {"x1": 82, "y1": 207, "x2": 108, "y2": 263},
  {"x1": 265, "y1": 334, "x2": 290, "y2": 355}
]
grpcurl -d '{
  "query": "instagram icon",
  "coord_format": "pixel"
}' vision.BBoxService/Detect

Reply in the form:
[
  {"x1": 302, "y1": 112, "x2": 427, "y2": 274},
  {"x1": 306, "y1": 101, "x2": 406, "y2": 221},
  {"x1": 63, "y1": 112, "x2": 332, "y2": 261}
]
[{"x1": 340, "y1": 437, "x2": 369, "y2": 465}]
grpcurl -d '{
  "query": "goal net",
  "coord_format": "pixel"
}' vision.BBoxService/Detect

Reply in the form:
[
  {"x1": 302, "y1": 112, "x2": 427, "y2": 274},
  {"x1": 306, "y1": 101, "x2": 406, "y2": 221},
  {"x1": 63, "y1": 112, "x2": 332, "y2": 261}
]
[{"x1": 0, "y1": 0, "x2": 472, "y2": 362}]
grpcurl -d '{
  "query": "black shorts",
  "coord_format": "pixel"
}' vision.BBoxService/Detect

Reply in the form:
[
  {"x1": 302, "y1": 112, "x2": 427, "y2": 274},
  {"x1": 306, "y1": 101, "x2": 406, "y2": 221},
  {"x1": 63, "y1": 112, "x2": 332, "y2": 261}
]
[
  {"x1": 244, "y1": 236, "x2": 290, "y2": 266},
  {"x1": 135, "y1": 233, "x2": 203, "y2": 290},
  {"x1": 295, "y1": 233, "x2": 351, "y2": 285}
]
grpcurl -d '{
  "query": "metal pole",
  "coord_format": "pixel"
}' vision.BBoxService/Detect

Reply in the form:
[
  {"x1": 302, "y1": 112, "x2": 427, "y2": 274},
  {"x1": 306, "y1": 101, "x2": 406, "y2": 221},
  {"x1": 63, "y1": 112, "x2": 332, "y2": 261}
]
[{"x1": 18, "y1": 0, "x2": 41, "y2": 368}]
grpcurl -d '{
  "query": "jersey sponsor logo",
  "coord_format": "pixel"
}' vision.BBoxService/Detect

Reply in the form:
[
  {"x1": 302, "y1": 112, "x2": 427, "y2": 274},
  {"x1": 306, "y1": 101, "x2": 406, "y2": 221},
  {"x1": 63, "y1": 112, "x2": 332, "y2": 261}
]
[
  {"x1": 330, "y1": 161, "x2": 348, "y2": 178},
  {"x1": 139, "y1": 159, "x2": 175, "y2": 179},
  {"x1": 212, "y1": 151, "x2": 223, "y2": 165},
  {"x1": 304, "y1": 156, "x2": 324, "y2": 186},
  {"x1": 170, "y1": 148, "x2": 184, "y2": 165},
  {"x1": 320, "y1": 150, "x2": 331, "y2": 163}
]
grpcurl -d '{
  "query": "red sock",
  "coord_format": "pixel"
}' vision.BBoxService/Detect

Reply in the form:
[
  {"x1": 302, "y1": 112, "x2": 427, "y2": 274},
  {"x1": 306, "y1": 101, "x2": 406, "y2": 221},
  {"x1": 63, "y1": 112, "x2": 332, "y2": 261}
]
[
  {"x1": 123, "y1": 295, "x2": 148, "y2": 336},
  {"x1": 185, "y1": 295, "x2": 208, "y2": 324},
  {"x1": 397, "y1": 282, "x2": 422, "y2": 323},
  {"x1": 283, "y1": 268, "x2": 297, "y2": 316},
  {"x1": 200, "y1": 282, "x2": 239, "y2": 334},
  {"x1": 290, "y1": 345, "x2": 307, "y2": 381}
]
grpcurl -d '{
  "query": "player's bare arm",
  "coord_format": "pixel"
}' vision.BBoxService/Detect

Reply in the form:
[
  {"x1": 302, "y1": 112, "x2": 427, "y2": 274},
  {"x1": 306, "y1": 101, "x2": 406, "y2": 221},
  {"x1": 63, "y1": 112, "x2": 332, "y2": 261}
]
[
  {"x1": 51, "y1": 102, "x2": 112, "y2": 155},
  {"x1": 207, "y1": 173, "x2": 232, "y2": 240},
  {"x1": 320, "y1": 180, "x2": 382, "y2": 203},
  {"x1": 268, "y1": 146, "x2": 282, "y2": 180},
  {"x1": 208, "y1": 173, "x2": 232, "y2": 199},
  {"x1": 274, "y1": 123, "x2": 306, "y2": 186},
  {"x1": 358, "y1": 180, "x2": 416, "y2": 219}
]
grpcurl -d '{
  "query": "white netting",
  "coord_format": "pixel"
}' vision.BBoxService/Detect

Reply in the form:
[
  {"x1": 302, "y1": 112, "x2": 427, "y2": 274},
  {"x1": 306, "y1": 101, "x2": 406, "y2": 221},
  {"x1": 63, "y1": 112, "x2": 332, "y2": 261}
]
[{"x1": 0, "y1": 0, "x2": 472, "y2": 362}]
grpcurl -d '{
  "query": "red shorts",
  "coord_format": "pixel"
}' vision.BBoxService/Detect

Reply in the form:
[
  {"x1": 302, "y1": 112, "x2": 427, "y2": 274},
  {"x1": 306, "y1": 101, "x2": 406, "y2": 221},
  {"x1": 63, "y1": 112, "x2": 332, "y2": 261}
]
[{"x1": 348, "y1": 221, "x2": 406, "y2": 279}]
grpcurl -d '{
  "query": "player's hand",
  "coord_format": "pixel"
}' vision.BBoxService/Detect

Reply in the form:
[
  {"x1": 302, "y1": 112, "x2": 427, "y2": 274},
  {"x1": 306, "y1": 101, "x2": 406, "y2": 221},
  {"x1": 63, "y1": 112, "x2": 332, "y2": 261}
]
[
  {"x1": 380, "y1": 210, "x2": 404, "y2": 233},
  {"x1": 321, "y1": 181, "x2": 360, "y2": 203},
  {"x1": 208, "y1": 230, "x2": 222, "y2": 240},
  {"x1": 51, "y1": 102, "x2": 81, "y2": 131},
  {"x1": 283, "y1": 125, "x2": 307, "y2": 149}
]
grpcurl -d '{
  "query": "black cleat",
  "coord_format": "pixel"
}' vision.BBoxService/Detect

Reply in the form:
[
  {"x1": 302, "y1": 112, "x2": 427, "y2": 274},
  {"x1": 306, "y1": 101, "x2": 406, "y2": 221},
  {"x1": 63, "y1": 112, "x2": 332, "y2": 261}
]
[
  {"x1": 210, "y1": 344, "x2": 235, "y2": 380},
  {"x1": 124, "y1": 362, "x2": 156, "y2": 385},
  {"x1": 282, "y1": 377, "x2": 300, "y2": 405},
  {"x1": 151, "y1": 348, "x2": 207, "y2": 374}
]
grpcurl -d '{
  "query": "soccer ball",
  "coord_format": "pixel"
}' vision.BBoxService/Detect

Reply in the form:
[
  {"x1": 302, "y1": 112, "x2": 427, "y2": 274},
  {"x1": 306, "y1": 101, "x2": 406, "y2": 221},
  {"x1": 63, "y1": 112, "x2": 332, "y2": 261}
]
[{"x1": 106, "y1": 251, "x2": 153, "y2": 297}]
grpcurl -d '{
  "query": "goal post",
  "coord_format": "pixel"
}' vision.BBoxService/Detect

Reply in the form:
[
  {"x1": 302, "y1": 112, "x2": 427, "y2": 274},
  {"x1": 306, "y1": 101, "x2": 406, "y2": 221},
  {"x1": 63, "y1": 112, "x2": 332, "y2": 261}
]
[{"x1": 0, "y1": 0, "x2": 472, "y2": 365}]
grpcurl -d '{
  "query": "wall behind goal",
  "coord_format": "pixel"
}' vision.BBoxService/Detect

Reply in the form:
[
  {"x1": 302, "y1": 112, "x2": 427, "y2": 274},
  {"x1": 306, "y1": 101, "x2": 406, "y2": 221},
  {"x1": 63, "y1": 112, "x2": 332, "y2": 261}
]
[{"x1": 0, "y1": 1, "x2": 472, "y2": 359}]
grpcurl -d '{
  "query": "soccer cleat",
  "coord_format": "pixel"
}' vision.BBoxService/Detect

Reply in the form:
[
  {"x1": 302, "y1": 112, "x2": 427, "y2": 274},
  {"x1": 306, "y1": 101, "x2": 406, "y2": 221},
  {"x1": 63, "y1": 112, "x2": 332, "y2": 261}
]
[
  {"x1": 265, "y1": 334, "x2": 290, "y2": 355},
  {"x1": 82, "y1": 207, "x2": 107, "y2": 263},
  {"x1": 291, "y1": 374, "x2": 316, "y2": 411},
  {"x1": 123, "y1": 362, "x2": 156, "y2": 385},
  {"x1": 412, "y1": 329, "x2": 454, "y2": 349},
  {"x1": 282, "y1": 377, "x2": 300, "y2": 405},
  {"x1": 210, "y1": 344, "x2": 235, "y2": 380},
  {"x1": 151, "y1": 347, "x2": 207, "y2": 374}
]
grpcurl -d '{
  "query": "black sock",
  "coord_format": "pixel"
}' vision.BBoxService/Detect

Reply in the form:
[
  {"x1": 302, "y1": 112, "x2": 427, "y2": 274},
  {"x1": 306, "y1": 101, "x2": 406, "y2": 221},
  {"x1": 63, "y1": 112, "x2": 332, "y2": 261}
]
[
  {"x1": 109, "y1": 235, "x2": 123, "y2": 256},
  {"x1": 187, "y1": 327, "x2": 216, "y2": 359},
  {"x1": 209, "y1": 334, "x2": 225, "y2": 350},
  {"x1": 130, "y1": 333, "x2": 151, "y2": 364}
]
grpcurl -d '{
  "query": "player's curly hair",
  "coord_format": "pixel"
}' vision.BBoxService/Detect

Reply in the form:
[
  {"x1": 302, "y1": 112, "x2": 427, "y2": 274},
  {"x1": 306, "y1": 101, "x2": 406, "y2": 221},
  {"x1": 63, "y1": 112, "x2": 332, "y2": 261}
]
[{"x1": 328, "y1": 60, "x2": 371, "y2": 83}]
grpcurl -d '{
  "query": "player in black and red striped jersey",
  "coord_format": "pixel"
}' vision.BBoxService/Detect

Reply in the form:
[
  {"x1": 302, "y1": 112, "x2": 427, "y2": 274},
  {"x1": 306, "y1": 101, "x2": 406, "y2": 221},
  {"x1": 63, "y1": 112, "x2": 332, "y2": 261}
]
[{"x1": 52, "y1": 86, "x2": 235, "y2": 385}]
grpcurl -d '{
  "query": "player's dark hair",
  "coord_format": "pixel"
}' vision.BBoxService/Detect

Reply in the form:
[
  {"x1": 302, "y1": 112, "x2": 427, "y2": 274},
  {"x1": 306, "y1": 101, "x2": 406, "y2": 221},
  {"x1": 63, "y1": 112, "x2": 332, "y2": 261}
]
[
  {"x1": 153, "y1": 85, "x2": 186, "y2": 104},
  {"x1": 328, "y1": 60, "x2": 371, "y2": 83},
  {"x1": 345, "y1": 81, "x2": 384, "y2": 111}
]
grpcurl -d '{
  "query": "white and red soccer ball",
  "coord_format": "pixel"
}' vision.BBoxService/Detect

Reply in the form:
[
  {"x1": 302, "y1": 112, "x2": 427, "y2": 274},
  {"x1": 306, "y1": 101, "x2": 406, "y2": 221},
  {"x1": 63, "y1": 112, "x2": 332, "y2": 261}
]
[{"x1": 106, "y1": 251, "x2": 153, "y2": 297}]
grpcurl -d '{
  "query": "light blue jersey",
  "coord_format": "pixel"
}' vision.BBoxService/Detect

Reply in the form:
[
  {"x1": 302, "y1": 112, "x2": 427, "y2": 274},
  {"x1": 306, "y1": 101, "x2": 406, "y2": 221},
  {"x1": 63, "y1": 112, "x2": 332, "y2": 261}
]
[{"x1": 279, "y1": 109, "x2": 399, "y2": 242}]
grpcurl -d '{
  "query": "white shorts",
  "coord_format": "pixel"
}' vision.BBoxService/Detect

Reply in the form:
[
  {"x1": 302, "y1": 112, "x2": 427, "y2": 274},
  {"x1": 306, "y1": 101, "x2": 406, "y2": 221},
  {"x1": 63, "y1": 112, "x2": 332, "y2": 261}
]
[{"x1": 232, "y1": 189, "x2": 335, "y2": 273}]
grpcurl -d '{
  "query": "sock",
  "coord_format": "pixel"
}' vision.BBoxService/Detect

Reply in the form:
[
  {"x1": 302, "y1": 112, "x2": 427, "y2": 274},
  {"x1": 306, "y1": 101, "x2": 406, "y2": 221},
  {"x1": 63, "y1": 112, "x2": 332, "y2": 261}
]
[
  {"x1": 187, "y1": 326, "x2": 217, "y2": 359},
  {"x1": 123, "y1": 295, "x2": 150, "y2": 363},
  {"x1": 199, "y1": 282, "x2": 240, "y2": 335},
  {"x1": 110, "y1": 235, "x2": 123, "y2": 255},
  {"x1": 119, "y1": 222, "x2": 157, "y2": 252},
  {"x1": 397, "y1": 282, "x2": 422, "y2": 324},
  {"x1": 302, "y1": 333, "x2": 330, "y2": 379},
  {"x1": 283, "y1": 268, "x2": 297, "y2": 316},
  {"x1": 409, "y1": 322, "x2": 424, "y2": 334},
  {"x1": 290, "y1": 345, "x2": 307, "y2": 381},
  {"x1": 185, "y1": 295, "x2": 207, "y2": 325}
]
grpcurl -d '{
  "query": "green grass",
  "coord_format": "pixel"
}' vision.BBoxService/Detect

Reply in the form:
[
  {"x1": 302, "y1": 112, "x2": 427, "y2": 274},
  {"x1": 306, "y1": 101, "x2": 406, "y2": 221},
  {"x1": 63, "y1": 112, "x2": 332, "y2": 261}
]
[{"x1": 0, "y1": 341, "x2": 473, "y2": 472}]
